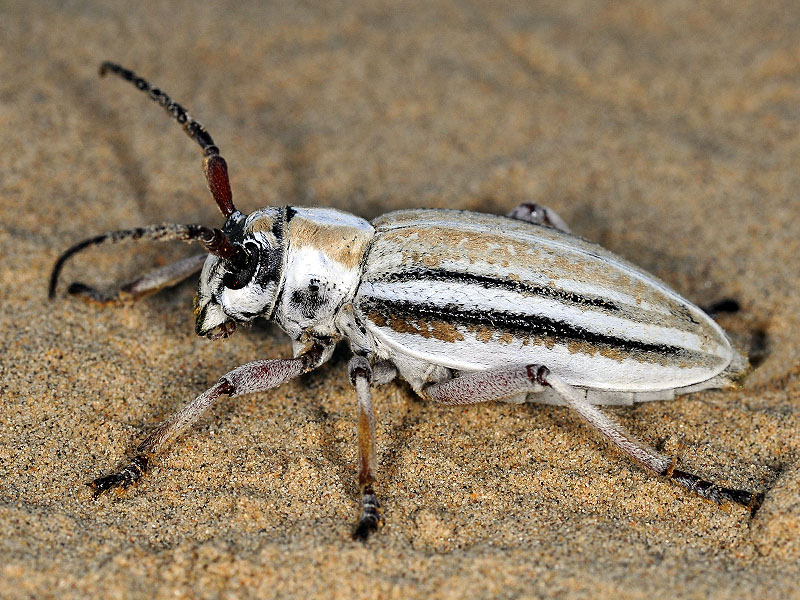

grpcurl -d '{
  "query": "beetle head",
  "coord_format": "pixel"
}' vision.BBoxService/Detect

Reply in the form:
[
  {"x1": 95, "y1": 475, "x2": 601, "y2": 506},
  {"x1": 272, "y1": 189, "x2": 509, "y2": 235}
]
[
  {"x1": 194, "y1": 208, "x2": 285, "y2": 339},
  {"x1": 48, "y1": 65, "x2": 287, "y2": 337}
]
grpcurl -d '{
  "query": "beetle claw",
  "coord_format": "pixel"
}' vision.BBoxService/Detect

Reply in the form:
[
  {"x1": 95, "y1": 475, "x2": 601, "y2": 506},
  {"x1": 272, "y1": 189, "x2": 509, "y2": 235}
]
[
  {"x1": 352, "y1": 515, "x2": 381, "y2": 541},
  {"x1": 88, "y1": 473, "x2": 128, "y2": 499}
]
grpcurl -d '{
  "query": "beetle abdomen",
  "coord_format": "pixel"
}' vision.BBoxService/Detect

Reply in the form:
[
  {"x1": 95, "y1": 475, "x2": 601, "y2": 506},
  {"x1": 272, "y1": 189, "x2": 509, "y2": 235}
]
[{"x1": 355, "y1": 209, "x2": 736, "y2": 392}]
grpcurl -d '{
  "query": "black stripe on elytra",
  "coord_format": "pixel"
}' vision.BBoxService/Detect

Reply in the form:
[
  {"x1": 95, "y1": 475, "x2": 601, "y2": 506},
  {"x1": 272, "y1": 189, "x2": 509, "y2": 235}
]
[
  {"x1": 360, "y1": 297, "x2": 694, "y2": 359},
  {"x1": 369, "y1": 269, "x2": 620, "y2": 312}
]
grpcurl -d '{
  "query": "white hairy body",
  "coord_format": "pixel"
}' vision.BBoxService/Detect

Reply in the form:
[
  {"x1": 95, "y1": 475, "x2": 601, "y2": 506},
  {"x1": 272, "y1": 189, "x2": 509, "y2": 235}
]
[{"x1": 196, "y1": 206, "x2": 745, "y2": 406}]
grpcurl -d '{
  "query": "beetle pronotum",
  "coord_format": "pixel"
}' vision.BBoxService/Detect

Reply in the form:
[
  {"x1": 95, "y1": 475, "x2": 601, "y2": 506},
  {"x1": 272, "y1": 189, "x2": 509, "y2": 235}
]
[{"x1": 50, "y1": 62, "x2": 762, "y2": 540}]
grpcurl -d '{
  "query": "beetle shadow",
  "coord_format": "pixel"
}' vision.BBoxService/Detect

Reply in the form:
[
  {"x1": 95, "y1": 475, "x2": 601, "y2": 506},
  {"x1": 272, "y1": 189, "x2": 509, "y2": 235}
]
[
  {"x1": 128, "y1": 276, "x2": 201, "y2": 333},
  {"x1": 301, "y1": 350, "x2": 358, "y2": 496},
  {"x1": 56, "y1": 61, "x2": 154, "y2": 223},
  {"x1": 292, "y1": 346, "x2": 362, "y2": 499},
  {"x1": 45, "y1": 62, "x2": 219, "y2": 333},
  {"x1": 374, "y1": 381, "x2": 429, "y2": 497}
]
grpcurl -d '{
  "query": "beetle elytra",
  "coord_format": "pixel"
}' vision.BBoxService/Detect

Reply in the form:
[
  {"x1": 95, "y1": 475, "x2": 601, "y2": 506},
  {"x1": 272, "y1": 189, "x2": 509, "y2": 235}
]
[{"x1": 50, "y1": 62, "x2": 762, "y2": 540}]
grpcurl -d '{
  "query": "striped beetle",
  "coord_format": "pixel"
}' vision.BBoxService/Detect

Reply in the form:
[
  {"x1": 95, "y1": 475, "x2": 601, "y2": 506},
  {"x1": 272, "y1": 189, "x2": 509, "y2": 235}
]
[{"x1": 50, "y1": 63, "x2": 762, "y2": 540}]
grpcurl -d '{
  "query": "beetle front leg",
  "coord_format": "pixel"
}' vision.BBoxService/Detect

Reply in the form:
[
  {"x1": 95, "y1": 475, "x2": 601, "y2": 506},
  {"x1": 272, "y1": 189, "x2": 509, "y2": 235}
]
[
  {"x1": 348, "y1": 356, "x2": 382, "y2": 540},
  {"x1": 90, "y1": 343, "x2": 329, "y2": 498},
  {"x1": 64, "y1": 253, "x2": 207, "y2": 306},
  {"x1": 507, "y1": 203, "x2": 572, "y2": 234},
  {"x1": 424, "y1": 366, "x2": 762, "y2": 512}
]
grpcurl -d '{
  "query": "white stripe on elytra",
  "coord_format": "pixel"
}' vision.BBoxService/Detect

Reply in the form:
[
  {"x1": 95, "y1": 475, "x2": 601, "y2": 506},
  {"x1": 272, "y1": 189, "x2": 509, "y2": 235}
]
[
  {"x1": 360, "y1": 280, "x2": 730, "y2": 359},
  {"x1": 366, "y1": 323, "x2": 722, "y2": 391}
]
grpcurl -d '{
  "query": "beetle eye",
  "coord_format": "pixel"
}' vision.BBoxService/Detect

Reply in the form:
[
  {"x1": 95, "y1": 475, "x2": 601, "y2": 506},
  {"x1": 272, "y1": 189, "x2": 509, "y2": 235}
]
[{"x1": 222, "y1": 243, "x2": 258, "y2": 290}]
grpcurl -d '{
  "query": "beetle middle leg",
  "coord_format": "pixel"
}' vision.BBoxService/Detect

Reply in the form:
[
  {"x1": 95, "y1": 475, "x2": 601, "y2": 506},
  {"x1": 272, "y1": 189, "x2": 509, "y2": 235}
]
[
  {"x1": 66, "y1": 253, "x2": 207, "y2": 306},
  {"x1": 348, "y1": 356, "x2": 381, "y2": 540},
  {"x1": 424, "y1": 365, "x2": 762, "y2": 512},
  {"x1": 91, "y1": 342, "x2": 330, "y2": 498}
]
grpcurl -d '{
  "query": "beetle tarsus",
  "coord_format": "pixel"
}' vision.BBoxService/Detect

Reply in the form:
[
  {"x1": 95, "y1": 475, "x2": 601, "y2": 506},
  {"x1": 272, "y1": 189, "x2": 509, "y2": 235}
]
[
  {"x1": 666, "y1": 467, "x2": 762, "y2": 513},
  {"x1": 352, "y1": 486, "x2": 382, "y2": 541},
  {"x1": 507, "y1": 202, "x2": 572, "y2": 234},
  {"x1": 89, "y1": 455, "x2": 149, "y2": 499},
  {"x1": 747, "y1": 491, "x2": 765, "y2": 515}
]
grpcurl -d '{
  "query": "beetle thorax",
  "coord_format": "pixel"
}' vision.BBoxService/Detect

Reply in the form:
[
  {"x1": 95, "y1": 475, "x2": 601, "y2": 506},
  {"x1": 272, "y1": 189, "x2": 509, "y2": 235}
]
[{"x1": 273, "y1": 207, "x2": 375, "y2": 341}]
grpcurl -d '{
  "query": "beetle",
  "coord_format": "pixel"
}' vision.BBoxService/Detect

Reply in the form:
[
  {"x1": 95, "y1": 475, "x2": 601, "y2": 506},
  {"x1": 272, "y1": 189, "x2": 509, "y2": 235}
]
[{"x1": 50, "y1": 62, "x2": 762, "y2": 540}]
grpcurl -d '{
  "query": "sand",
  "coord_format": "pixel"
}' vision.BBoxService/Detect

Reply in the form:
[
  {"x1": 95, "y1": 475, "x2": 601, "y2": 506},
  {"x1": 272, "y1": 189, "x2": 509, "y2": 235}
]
[{"x1": 1, "y1": 1, "x2": 798, "y2": 598}]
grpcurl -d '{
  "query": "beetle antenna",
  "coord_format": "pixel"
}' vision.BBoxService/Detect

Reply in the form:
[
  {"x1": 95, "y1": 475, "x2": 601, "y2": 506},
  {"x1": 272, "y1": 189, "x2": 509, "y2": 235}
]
[
  {"x1": 49, "y1": 224, "x2": 247, "y2": 299},
  {"x1": 99, "y1": 61, "x2": 237, "y2": 218}
]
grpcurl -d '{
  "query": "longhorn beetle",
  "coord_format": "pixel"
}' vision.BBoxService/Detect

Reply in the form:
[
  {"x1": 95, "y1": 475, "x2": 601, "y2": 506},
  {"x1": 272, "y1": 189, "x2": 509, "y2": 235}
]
[{"x1": 50, "y1": 62, "x2": 763, "y2": 540}]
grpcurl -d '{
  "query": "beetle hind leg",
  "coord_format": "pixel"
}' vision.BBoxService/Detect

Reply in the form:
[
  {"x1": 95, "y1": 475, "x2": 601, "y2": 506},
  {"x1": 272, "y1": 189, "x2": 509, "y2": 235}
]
[
  {"x1": 89, "y1": 455, "x2": 149, "y2": 498},
  {"x1": 424, "y1": 365, "x2": 762, "y2": 512},
  {"x1": 541, "y1": 371, "x2": 763, "y2": 512},
  {"x1": 667, "y1": 467, "x2": 763, "y2": 512}
]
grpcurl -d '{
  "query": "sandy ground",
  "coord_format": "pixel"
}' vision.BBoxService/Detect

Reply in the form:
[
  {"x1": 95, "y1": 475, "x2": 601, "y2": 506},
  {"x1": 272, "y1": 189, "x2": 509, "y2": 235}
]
[{"x1": 1, "y1": 1, "x2": 799, "y2": 598}]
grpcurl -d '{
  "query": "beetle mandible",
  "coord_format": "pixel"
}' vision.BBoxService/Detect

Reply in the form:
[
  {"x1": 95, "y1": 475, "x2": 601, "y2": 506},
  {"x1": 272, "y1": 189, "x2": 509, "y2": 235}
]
[{"x1": 49, "y1": 62, "x2": 762, "y2": 540}]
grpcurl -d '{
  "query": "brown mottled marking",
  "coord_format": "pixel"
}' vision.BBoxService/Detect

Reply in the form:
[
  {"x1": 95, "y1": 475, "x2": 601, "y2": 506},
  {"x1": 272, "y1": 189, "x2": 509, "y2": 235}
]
[
  {"x1": 246, "y1": 214, "x2": 279, "y2": 233},
  {"x1": 381, "y1": 228, "x2": 541, "y2": 267},
  {"x1": 428, "y1": 320, "x2": 465, "y2": 343},
  {"x1": 369, "y1": 312, "x2": 388, "y2": 327},
  {"x1": 597, "y1": 345, "x2": 627, "y2": 363},
  {"x1": 386, "y1": 315, "x2": 422, "y2": 336},
  {"x1": 475, "y1": 326, "x2": 493, "y2": 343},
  {"x1": 375, "y1": 314, "x2": 465, "y2": 343},
  {"x1": 288, "y1": 215, "x2": 373, "y2": 270},
  {"x1": 567, "y1": 339, "x2": 599, "y2": 357}
]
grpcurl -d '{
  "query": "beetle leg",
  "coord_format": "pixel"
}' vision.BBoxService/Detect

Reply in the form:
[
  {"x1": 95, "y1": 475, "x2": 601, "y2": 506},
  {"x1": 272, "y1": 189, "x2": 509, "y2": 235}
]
[
  {"x1": 90, "y1": 342, "x2": 329, "y2": 498},
  {"x1": 424, "y1": 365, "x2": 762, "y2": 512},
  {"x1": 348, "y1": 356, "x2": 382, "y2": 540},
  {"x1": 700, "y1": 298, "x2": 740, "y2": 318},
  {"x1": 423, "y1": 365, "x2": 545, "y2": 405},
  {"x1": 66, "y1": 253, "x2": 207, "y2": 306},
  {"x1": 507, "y1": 203, "x2": 572, "y2": 234}
]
